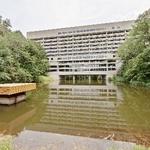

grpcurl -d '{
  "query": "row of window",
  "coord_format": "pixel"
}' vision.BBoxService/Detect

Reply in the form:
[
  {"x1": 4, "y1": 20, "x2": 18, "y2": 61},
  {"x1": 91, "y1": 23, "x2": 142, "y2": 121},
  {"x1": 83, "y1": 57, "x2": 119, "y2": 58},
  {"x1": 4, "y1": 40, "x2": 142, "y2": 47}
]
[
  {"x1": 43, "y1": 39, "x2": 124, "y2": 47},
  {"x1": 58, "y1": 59, "x2": 116, "y2": 63},
  {"x1": 47, "y1": 51, "x2": 116, "y2": 57},
  {"x1": 32, "y1": 29, "x2": 129, "y2": 41},
  {"x1": 50, "y1": 64, "x2": 116, "y2": 69},
  {"x1": 49, "y1": 68, "x2": 116, "y2": 72},
  {"x1": 43, "y1": 34, "x2": 126, "y2": 43},
  {"x1": 42, "y1": 35, "x2": 126, "y2": 46},
  {"x1": 44, "y1": 43, "x2": 121, "y2": 50},
  {"x1": 56, "y1": 38, "x2": 125, "y2": 45},
  {"x1": 46, "y1": 46, "x2": 119, "y2": 52},
  {"x1": 57, "y1": 55, "x2": 113, "y2": 60}
]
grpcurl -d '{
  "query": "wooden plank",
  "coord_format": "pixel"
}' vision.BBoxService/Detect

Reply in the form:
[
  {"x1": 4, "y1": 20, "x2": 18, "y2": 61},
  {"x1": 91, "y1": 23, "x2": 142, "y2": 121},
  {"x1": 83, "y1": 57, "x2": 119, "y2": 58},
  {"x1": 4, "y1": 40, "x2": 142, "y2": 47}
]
[{"x1": 0, "y1": 83, "x2": 36, "y2": 95}]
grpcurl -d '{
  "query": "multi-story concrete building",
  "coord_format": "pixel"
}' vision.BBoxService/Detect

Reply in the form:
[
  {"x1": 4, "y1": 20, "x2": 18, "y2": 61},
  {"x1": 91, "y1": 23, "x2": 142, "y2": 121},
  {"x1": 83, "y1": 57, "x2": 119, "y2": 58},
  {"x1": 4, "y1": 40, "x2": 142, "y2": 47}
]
[{"x1": 27, "y1": 20, "x2": 134, "y2": 82}]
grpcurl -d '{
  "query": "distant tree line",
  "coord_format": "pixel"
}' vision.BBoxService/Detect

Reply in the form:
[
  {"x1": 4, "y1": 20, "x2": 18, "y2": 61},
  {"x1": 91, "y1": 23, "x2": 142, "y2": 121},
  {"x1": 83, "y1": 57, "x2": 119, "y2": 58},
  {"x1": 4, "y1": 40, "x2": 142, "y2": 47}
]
[
  {"x1": 0, "y1": 16, "x2": 48, "y2": 83},
  {"x1": 116, "y1": 9, "x2": 150, "y2": 86}
]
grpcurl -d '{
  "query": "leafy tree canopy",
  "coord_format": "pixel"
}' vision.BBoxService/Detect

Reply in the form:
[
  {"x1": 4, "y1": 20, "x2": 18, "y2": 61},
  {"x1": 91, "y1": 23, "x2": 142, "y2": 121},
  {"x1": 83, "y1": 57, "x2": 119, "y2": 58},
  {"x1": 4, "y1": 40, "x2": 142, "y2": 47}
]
[
  {"x1": 117, "y1": 9, "x2": 150, "y2": 86},
  {"x1": 0, "y1": 16, "x2": 48, "y2": 83}
]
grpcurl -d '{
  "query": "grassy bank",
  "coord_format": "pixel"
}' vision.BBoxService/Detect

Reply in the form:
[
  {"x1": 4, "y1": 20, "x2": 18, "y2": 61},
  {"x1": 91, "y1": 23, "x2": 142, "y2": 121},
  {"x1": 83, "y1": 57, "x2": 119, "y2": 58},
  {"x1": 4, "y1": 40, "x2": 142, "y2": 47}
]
[
  {"x1": 108, "y1": 145, "x2": 150, "y2": 150},
  {"x1": 0, "y1": 136, "x2": 12, "y2": 150}
]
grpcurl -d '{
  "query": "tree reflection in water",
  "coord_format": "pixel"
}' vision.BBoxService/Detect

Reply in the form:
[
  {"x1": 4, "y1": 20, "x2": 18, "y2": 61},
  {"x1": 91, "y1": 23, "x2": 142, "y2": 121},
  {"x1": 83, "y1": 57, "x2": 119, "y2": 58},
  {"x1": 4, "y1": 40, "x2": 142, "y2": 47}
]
[{"x1": 118, "y1": 86, "x2": 150, "y2": 146}]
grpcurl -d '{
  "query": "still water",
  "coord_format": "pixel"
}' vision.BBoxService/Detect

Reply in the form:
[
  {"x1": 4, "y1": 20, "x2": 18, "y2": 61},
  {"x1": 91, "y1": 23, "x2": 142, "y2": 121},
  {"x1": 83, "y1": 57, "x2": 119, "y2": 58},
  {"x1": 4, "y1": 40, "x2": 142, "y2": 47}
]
[{"x1": 0, "y1": 80, "x2": 150, "y2": 149}]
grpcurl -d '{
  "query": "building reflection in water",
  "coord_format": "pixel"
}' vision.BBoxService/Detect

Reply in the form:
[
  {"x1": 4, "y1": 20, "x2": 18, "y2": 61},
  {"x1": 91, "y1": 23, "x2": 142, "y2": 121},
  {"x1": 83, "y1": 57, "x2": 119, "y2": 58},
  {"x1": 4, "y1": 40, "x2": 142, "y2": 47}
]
[{"x1": 30, "y1": 79, "x2": 140, "y2": 144}]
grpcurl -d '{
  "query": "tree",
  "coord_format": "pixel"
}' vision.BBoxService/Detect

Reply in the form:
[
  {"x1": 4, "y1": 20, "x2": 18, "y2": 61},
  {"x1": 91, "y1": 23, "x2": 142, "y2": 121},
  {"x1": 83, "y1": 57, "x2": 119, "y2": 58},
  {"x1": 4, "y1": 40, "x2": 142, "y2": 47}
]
[
  {"x1": 2, "y1": 18, "x2": 11, "y2": 29},
  {"x1": 0, "y1": 17, "x2": 48, "y2": 83},
  {"x1": 117, "y1": 9, "x2": 150, "y2": 86}
]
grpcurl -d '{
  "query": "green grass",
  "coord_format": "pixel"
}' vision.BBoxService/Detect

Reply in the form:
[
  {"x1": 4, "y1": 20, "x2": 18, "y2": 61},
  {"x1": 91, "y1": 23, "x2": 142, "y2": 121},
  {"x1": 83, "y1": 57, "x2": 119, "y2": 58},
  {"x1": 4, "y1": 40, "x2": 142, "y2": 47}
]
[
  {"x1": 0, "y1": 136, "x2": 12, "y2": 150},
  {"x1": 133, "y1": 145, "x2": 150, "y2": 150},
  {"x1": 108, "y1": 145, "x2": 150, "y2": 150}
]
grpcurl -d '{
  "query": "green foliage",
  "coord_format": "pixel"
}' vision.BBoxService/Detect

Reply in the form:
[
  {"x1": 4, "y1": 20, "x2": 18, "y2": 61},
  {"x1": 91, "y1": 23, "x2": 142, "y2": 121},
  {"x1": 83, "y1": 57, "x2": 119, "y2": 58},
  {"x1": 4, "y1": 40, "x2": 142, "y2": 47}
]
[
  {"x1": 107, "y1": 145, "x2": 150, "y2": 150},
  {"x1": 133, "y1": 145, "x2": 150, "y2": 150},
  {"x1": 0, "y1": 136, "x2": 12, "y2": 150},
  {"x1": 117, "y1": 9, "x2": 150, "y2": 86},
  {"x1": 0, "y1": 17, "x2": 48, "y2": 83},
  {"x1": 38, "y1": 75, "x2": 52, "y2": 85}
]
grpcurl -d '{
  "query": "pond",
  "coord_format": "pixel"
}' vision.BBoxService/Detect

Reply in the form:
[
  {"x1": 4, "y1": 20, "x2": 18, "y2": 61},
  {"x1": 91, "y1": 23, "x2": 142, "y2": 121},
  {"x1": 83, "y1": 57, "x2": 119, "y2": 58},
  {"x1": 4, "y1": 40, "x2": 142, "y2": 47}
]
[{"x1": 0, "y1": 80, "x2": 150, "y2": 149}]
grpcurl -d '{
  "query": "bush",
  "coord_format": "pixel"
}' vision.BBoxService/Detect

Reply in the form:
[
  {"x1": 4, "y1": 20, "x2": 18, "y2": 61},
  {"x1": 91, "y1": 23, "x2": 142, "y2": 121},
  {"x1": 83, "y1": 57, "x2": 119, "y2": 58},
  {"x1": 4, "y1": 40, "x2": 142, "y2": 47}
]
[
  {"x1": 0, "y1": 17, "x2": 49, "y2": 83},
  {"x1": 38, "y1": 76, "x2": 52, "y2": 85}
]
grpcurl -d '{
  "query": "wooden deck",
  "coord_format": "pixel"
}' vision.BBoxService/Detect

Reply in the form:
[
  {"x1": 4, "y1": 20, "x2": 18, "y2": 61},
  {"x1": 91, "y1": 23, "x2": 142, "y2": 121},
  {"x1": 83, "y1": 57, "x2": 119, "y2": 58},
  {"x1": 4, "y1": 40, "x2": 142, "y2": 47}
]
[
  {"x1": 0, "y1": 83, "x2": 36, "y2": 95},
  {"x1": 0, "y1": 83, "x2": 36, "y2": 105}
]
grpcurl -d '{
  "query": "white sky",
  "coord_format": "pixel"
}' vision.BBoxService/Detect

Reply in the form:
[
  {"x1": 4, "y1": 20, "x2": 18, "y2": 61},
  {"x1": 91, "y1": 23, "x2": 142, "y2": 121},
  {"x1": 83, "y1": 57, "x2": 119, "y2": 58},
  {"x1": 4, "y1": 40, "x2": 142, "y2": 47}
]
[{"x1": 0, "y1": 0, "x2": 150, "y2": 36}]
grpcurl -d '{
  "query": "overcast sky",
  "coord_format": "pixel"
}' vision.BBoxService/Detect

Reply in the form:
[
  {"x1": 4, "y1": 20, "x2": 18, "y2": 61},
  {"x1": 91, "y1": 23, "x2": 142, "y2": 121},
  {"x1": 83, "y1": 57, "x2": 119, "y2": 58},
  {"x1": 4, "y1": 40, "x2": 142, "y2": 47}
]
[{"x1": 0, "y1": 0, "x2": 150, "y2": 36}]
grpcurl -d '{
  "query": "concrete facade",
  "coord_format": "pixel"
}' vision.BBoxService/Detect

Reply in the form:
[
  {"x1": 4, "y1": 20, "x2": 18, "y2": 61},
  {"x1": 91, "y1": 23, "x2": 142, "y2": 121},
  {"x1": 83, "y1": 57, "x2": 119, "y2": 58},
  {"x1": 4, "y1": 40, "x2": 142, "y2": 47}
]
[{"x1": 27, "y1": 20, "x2": 134, "y2": 81}]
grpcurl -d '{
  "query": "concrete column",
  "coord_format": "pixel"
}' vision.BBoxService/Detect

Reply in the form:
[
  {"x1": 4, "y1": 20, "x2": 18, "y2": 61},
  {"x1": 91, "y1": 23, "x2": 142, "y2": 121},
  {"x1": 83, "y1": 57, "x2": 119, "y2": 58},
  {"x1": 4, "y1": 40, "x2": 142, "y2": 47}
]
[
  {"x1": 73, "y1": 75, "x2": 75, "y2": 84},
  {"x1": 89, "y1": 75, "x2": 91, "y2": 84}
]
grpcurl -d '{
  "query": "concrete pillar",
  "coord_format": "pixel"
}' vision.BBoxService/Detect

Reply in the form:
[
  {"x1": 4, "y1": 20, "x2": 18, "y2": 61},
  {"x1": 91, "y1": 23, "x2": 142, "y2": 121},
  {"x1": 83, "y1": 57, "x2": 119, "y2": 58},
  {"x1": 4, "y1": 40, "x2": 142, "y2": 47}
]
[
  {"x1": 89, "y1": 75, "x2": 91, "y2": 84},
  {"x1": 73, "y1": 75, "x2": 75, "y2": 84}
]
